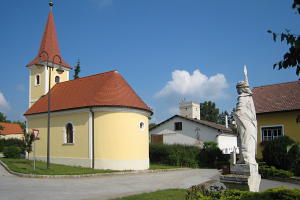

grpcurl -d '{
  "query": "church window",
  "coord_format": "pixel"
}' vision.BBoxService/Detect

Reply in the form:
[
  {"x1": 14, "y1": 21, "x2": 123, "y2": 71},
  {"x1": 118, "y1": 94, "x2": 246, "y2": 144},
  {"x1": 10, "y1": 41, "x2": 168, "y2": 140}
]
[
  {"x1": 174, "y1": 122, "x2": 182, "y2": 131},
  {"x1": 35, "y1": 75, "x2": 40, "y2": 86},
  {"x1": 55, "y1": 76, "x2": 60, "y2": 83},
  {"x1": 139, "y1": 121, "x2": 145, "y2": 131},
  {"x1": 66, "y1": 123, "x2": 74, "y2": 144},
  {"x1": 261, "y1": 126, "x2": 283, "y2": 141}
]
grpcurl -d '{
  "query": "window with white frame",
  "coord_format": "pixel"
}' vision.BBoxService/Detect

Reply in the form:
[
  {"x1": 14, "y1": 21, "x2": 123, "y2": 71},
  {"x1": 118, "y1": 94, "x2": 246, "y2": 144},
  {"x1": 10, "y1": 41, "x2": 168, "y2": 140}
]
[
  {"x1": 35, "y1": 74, "x2": 40, "y2": 86},
  {"x1": 261, "y1": 126, "x2": 283, "y2": 141}
]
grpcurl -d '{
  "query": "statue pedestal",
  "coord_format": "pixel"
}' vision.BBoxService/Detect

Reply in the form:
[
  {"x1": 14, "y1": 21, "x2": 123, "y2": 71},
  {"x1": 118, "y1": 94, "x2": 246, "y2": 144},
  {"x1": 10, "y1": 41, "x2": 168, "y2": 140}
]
[{"x1": 220, "y1": 163, "x2": 261, "y2": 192}]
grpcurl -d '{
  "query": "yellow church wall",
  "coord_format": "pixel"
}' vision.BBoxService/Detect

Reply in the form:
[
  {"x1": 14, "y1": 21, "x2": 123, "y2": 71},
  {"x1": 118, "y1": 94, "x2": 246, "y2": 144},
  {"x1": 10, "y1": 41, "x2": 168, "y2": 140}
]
[
  {"x1": 29, "y1": 65, "x2": 69, "y2": 108},
  {"x1": 256, "y1": 110, "x2": 300, "y2": 158},
  {"x1": 29, "y1": 65, "x2": 46, "y2": 107},
  {"x1": 94, "y1": 111, "x2": 149, "y2": 170},
  {"x1": 49, "y1": 67, "x2": 69, "y2": 88},
  {"x1": 27, "y1": 112, "x2": 89, "y2": 163}
]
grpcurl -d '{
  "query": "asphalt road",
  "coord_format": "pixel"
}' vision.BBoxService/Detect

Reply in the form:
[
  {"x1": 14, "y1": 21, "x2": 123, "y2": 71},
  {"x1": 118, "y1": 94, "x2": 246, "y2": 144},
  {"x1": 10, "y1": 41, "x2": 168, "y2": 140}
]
[
  {"x1": 0, "y1": 164, "x2": 299, "y2": 200},
  {"x1": 0, "y1": 166, "x2": 219, "y2": 200}
]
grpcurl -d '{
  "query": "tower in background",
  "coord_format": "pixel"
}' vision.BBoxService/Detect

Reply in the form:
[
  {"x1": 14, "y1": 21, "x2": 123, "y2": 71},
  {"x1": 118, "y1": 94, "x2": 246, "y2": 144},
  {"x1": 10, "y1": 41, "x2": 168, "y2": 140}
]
[{"x1": 179, "y1": 102, "x2": 200, "y2": 120}]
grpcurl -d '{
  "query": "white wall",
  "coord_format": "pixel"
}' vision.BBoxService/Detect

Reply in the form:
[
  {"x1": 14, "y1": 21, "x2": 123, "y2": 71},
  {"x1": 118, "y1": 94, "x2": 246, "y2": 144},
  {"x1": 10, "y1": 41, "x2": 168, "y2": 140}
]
[
  {"x1": 150, "y1": 116, "x2": 219, "y2": 143},
  {"x1": 217, "y1": 134, "x2": 238, "y2": 154},
  {"x1": 163, "y1": 133, "x2": 202, "y2": 147}
]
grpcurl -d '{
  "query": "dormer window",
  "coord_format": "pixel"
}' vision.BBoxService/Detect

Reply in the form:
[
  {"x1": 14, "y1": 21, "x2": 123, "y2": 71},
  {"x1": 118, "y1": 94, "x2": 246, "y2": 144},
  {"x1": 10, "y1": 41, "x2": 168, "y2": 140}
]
[
  {"x1": 35, "y1": 74, "x2": 40, "y2": 86},
  {"x1": 55, "y1": 76, "x2": 60, "y2": 83}
]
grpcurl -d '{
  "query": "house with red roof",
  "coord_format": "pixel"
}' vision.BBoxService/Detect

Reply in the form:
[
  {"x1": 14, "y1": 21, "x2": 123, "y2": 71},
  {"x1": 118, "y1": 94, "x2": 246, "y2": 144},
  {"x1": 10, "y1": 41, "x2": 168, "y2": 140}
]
[
  {"x1": 0, "y1": 123, "x2": 24, "y2": 140},
  {"x1": 24, "y1": 2, "x2": 152, "y2": 170},
  {"x1": 252, "y1": 80, "x2": 300, "y2": 157}
]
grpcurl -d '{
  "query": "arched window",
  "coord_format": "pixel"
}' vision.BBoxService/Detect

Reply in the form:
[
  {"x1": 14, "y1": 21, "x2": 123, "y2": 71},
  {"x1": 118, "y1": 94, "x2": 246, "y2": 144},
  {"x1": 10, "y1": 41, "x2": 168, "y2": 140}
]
[
  {"x1": 55, "y1": 76, "x2": 60, "y2": 83},
  {"x1": 66, "y1": 123, "x2": 74, "y2": 143},
  {"x1": 35, "y1": 75, "x2": 40, "y2": 86}
]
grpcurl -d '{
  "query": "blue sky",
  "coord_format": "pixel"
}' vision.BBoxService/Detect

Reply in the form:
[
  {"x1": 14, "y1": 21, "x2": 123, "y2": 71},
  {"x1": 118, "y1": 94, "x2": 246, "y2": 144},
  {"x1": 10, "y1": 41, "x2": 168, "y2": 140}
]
[{"x1": 0, "y1": 0, "x2": 299, "y2": 123}]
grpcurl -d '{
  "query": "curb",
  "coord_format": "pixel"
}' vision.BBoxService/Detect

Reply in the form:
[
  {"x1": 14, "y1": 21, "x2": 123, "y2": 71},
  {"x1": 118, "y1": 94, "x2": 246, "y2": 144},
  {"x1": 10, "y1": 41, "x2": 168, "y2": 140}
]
[
  {"x1": 0, "y1": 160, "x2": 191, "y2": 179},
  {"x1": 263, "y1": 176, "x2": 300, "y2": 185}
]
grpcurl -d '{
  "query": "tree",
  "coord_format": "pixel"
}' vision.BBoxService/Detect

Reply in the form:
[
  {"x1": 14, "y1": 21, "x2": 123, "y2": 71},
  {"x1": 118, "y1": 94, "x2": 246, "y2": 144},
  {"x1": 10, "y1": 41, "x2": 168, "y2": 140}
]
[
  {"x1": 22, "y1": 131, "x2": 35, "y2": 158},
  {"x1": 149, "y1": 123, "x2": 157, "y2": 130},
  {"x1": 268, "y1": 0, "x2": 300, "y2": 75},
  {"x1": 73, "y1": 59, "x2": 81, "y2": 79},
  {"x1": 0, "y1": 112, "x2": 9, "y2": 123},
  {"x1": 200, "y1": 101, "x2": 220, "y2": 123},
  {"x1": 218, "y1": 111, "x2": 229, "y2": 125}
]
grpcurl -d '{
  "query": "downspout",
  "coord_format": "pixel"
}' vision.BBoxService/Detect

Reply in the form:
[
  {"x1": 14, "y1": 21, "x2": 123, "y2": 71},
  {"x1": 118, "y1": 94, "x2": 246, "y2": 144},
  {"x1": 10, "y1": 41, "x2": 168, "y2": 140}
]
[{"x1": 89, "y1": 108, "x2": 95, "y2": 169}]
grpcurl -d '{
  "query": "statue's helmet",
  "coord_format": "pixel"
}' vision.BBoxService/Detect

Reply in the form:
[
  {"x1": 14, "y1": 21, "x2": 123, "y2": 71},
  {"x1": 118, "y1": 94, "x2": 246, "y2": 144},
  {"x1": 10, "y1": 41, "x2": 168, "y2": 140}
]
[{"x1": 236, "y1": 81, "x2": 249, "y2": 89}]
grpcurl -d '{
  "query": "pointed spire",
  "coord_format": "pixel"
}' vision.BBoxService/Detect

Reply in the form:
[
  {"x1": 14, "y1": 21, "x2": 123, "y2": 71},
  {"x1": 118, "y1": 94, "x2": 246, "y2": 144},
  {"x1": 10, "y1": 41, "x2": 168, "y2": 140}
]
[{"x1": 27, "y1": 2, "x2": 72, "y2": 69}]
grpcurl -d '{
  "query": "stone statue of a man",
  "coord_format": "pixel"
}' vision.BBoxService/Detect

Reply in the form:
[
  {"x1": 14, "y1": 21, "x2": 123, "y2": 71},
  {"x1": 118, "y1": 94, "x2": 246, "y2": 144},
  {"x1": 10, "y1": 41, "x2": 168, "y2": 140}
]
[{"x1": 233, "y1": 66, "x2": 257, "y2": 166}]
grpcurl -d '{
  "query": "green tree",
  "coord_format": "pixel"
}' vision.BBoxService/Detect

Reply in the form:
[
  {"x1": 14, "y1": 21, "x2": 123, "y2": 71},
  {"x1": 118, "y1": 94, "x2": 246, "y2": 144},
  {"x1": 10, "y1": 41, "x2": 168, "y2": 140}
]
[
  {"x1": 73, "y1": 59, "x2": 81, "y2": 79},
  {"x1": 0, "y1": 112, "x2": 9, "y2": 131},
  {"x1": 268, "y1": 0, "x2": 300, "y2": 75},
  {"x1": 149, "y1": 123, "x2": 157, "y2": 130},
  {"x1": 0, "y1": 112, "x2": 9, "y2": 123},
  {"x1": 22, "y1": 131, "x2": 35, "y2": 158},
  {"x1": 200, "y1": 101, "x2": 220, "y2": 123}
]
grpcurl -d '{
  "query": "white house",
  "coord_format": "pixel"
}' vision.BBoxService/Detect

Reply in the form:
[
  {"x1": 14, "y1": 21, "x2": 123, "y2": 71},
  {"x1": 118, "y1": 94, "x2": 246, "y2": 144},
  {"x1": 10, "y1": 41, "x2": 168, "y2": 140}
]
[{"x1": 150, "y1": 112, "x2": 238, "y2": 154}]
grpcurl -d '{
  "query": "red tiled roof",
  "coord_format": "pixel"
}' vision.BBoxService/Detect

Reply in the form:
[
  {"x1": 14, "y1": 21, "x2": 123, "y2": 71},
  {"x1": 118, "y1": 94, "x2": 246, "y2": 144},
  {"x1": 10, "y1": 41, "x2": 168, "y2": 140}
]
[
  {"x1": 252, "y1": 80, "x2": 300, "y2": 114},
  {"x1": 0, "y1": 123, "x2": 23, "y2": 135},
  {"x1": 24, "y1": 71, "x2": 152, "y2": 115},
  {"x1": 27, "y1": 10, "x2": 72, "y2": 69}
]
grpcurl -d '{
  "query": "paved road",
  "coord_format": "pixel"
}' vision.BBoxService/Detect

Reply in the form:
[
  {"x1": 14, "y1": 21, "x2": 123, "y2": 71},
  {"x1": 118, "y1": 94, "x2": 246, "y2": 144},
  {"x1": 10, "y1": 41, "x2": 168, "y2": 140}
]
[
  {"x1": 0, "y1": 164, "x2": 299, "y2": 200},
  {"x1": 0, "y1": 166, "x2": 219, "y2": 200}
]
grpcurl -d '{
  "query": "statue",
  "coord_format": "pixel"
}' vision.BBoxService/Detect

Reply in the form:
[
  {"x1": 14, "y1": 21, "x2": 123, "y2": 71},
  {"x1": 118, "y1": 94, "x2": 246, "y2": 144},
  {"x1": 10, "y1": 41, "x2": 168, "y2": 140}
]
[
  {"x1": 233, "y1": 66, "x2": 258, "y2": 167},
  {"x1": 220, "y1": 66, "x2": 261, "y2": 192}
]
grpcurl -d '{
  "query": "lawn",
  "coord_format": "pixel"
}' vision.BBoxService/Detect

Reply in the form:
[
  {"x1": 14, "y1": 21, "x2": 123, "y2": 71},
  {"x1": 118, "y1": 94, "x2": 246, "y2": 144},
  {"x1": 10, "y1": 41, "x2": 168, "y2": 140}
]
[
  {"x1": 149, "y1": 164, "x2": 182, "y2": 170},
  {"x1": 0, "y1": 158, "x2": 116, "y2": 175},
  {"x1": 0, "y1": 158, "x2": 182, "y2": 175},
  {"x1": 111, "y1": 189, "x2": 186, "y2": 200}
]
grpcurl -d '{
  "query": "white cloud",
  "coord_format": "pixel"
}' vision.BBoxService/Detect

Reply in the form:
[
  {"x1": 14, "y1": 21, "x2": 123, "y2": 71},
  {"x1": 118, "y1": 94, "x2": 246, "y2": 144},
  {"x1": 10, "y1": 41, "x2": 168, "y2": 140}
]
[
  {"x1": 0, "y1": 92, "x2": 10, "y2": 111},
  {"x1": 155, "y1": 69, "x2": 229, "y2": 101}
]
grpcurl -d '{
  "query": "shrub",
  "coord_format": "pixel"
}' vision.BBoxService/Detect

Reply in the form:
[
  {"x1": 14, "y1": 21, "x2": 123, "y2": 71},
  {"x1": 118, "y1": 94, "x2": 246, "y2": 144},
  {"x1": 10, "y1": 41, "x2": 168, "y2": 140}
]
[
  {"x1": 198, "y1": 142, "x2": 228, "y2": 168},
  {"x1": 3, "y1": 146, "x2": 22, "y2": 158},
  {"x1": 0, "y1": 139, "x2": 5, "y2": 152},
  {"x1": 262, "y1": 136, "x2": 295, "y2": 170},
  {"x1": 149, "y1": 143, "x2": 200, "y2": 168},
  {"x1": 259, "y1": 166, "x2": 294, "y2": 178},
  {"x1": 287, "y1": 143, "x2": 300, "y2": 176},
  {"x1": 186, "y1": 186, "x2": 300, "y2": 200}
]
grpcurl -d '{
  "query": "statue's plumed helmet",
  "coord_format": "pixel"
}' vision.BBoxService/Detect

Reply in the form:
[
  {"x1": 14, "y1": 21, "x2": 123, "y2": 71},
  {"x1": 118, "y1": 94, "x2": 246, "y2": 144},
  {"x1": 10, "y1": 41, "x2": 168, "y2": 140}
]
[{"x1": 236, "y1": 81, "x2": 249, "y2": 88}]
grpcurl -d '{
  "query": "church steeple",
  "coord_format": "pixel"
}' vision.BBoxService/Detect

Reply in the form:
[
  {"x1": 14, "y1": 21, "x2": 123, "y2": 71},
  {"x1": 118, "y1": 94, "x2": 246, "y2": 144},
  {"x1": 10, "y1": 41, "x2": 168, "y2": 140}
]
[
  {"x1": 27, "y1": 1, "x2": 71, "y2": 69},
  {"x1": 27, "y1": 1, "x2": 71, "y2": 108}
]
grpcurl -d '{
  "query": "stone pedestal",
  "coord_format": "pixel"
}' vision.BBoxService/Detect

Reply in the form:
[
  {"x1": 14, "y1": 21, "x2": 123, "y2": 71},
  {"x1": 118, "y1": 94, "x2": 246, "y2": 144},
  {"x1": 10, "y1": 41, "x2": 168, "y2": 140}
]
[{"x1": 220, "y1": 163, "x2": 261, "y2": 192}]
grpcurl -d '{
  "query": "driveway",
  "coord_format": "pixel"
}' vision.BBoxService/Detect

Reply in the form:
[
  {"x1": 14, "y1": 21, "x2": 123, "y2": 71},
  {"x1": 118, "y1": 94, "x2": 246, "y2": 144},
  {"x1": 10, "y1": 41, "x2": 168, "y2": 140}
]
[
  {"x1": 1, "y1": 165, "x2": 299, "y2": 200},
  {"x1": 0, "y1": 166, "x2": 219, "y2": 200}
]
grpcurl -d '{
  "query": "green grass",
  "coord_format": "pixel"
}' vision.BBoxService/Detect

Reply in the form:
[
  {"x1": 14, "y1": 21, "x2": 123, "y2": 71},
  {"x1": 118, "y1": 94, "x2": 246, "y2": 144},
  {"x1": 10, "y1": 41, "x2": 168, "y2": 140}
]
[
  {"x1": 0, "y1": 158, "x2": 182, "y2": 175},
  {"x1": 0, "y1": 158, "x2": 116, "y2": 175},
  {"x1": 149, "y1": 164, "x2": 182, "y2": 170},
  {"x1": 111, "y1": 189, "x2": 186, "y2": 200}
]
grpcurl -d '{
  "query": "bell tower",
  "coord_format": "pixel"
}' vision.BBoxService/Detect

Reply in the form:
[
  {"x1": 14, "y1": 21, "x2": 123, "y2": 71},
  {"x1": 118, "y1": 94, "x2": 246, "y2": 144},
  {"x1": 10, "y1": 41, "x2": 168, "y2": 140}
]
[{"x1": 27, "y1": 1, "x2": 72, "y2": 108}]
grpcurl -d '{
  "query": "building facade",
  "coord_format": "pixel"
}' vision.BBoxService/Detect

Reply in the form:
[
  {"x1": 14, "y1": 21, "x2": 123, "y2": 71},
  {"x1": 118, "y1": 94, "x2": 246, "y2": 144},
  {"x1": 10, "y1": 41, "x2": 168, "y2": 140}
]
[{"x1": 252, "y1": 80, "x2": 300, "y2": 157}]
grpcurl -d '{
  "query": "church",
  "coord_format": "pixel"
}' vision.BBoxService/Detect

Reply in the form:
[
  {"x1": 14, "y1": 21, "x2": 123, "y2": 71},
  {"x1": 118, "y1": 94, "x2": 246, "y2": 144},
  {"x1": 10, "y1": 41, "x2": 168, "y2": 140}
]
[{"x1": 24, "y1": 2, "x2": 152, "y2": 170}]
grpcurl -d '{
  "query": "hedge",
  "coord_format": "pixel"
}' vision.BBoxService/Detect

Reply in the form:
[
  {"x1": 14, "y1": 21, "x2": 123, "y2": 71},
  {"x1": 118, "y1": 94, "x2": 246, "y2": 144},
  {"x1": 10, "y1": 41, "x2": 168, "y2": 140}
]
[
  {"x1": 149, "y1": 143, "x2": 228, "y2": 168},
  {"x1": 149, "y1": 143, "x2": 200, "y2": 168},
  {"x1": 3, "y1": 146, "x2": 22, "y2": 158},
  {"x1": 186, "y1": 187, "x2": 300, "y2": 200},
  {"x1": 259, "y1": 166, "x2": 294, "y2": 178}
]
